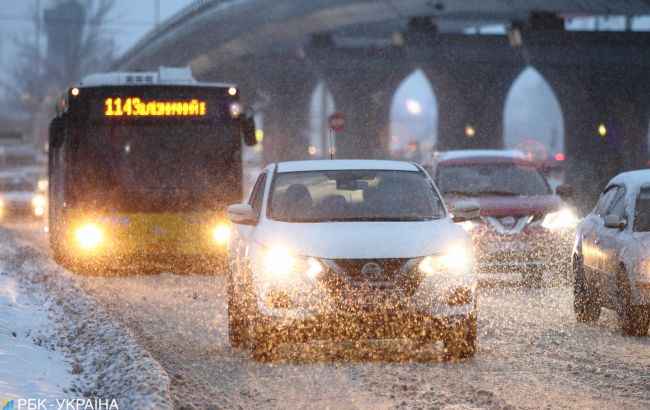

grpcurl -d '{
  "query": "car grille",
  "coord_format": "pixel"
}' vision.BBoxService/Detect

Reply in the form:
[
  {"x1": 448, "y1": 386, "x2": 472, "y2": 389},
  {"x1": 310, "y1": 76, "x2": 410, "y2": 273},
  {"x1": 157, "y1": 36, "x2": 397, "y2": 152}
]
[
  {"x1": 484, "y1": 215, "x2": 539, "y2": 234},
  {"x1": 321, "y1": 258, "x2": 423, "y2": 297}
]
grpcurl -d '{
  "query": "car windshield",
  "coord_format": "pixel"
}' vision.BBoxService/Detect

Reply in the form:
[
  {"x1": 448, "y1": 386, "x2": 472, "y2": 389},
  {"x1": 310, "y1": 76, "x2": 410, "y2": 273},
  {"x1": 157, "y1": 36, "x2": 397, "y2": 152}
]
[
  {"x1": 437, "y1": 163, "x2": 551, "y2": 197},
  {"x1": 634, "y1": 187, "x2": 650, "y2": 231},
  {"x1": 268, "y1": 170, "x2": 444, "y2": 222}
]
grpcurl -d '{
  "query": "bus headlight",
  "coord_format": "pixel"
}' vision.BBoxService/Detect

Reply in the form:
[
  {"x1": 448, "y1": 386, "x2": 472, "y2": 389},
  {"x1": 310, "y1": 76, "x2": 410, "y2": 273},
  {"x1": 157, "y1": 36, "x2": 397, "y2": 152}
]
[
  {"x1": 542, "y1": 208, "x2": 578, "y2": 231},
  {"x1": 75, "y1": 224, "x2": 104, "y2": 250},
  {"x1": 32, "y1": 194, "x2": 46, "y2": 208},
  {"x1": 418, "y1": 246, "x2": 471, "y2": 278},
  {"x1": 212, "y1": 224, "x2": 230, "y2": 245}
]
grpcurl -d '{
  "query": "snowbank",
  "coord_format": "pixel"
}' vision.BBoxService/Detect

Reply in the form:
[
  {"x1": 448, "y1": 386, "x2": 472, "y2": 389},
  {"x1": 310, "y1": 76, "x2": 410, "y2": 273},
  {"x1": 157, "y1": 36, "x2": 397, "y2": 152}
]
[
  {"x1": 0, "y1": 273, "x2": 73, "y2": 399},
  {"x1": 0, "y1": 228, "x2": 173, "y2": 409}
]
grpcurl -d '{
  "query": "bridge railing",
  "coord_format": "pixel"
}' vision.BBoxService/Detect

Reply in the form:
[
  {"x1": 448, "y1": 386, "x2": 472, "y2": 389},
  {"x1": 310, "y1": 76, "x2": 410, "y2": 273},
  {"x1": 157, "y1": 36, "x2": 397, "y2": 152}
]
[{"x1": 114, "y1": 0, "x2": 224, "y2": 69}]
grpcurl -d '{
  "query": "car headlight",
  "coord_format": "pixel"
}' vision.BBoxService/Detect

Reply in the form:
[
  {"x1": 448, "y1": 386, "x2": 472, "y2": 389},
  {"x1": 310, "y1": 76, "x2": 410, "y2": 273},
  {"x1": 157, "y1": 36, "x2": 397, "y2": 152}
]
[
  {"x1": 75, "y1": 224, "x2": 104, "y2": 250},
  {"x1": 458, "y1": 220, "x2": 475, "y2": 231},
  {"x1": 32, "y1": 194, "x2": 46, "y2": 208},
  {"x1": 542, "y1": 208, "x2": 578, "y2": 231},
  {"x1": 212, "y1": 223, "x2": 230, "y2": 245},
  {"x1": 263, "y1": 247, "x2": 323, "y2": 279},
  {"x1": 418, "y1": 245, "x2": 472, "y2": 277}
]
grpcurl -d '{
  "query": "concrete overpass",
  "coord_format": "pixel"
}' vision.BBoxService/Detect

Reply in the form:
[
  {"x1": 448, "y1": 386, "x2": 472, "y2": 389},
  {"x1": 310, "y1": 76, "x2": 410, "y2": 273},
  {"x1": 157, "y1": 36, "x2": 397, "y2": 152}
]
[{"x1": 114, "y1": 0, "x2": 650, "y2": 208}]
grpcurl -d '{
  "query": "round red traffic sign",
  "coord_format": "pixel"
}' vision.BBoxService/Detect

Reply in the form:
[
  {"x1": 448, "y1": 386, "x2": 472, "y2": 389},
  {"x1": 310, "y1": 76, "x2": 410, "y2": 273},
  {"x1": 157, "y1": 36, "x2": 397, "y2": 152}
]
[{"x1": 328, "y1": 112, "x2": 347, "y2": 133}]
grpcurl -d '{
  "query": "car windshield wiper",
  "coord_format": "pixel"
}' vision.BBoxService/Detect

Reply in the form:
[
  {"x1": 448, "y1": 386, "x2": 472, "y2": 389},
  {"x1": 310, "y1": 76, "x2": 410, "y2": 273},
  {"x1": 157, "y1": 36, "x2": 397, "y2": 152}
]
[
  {"x1": 443, "y1": 190, "x2": 476, "y2": 196},
  {"x1": 325, "y1": 216, "x2": 437, "y2": 222},
  {"x1": 272, "y1": 216, "x2": 439, "y2": 222},
  {"x1": 474, "y1": 190, "x2": 520, "y2": 196}
]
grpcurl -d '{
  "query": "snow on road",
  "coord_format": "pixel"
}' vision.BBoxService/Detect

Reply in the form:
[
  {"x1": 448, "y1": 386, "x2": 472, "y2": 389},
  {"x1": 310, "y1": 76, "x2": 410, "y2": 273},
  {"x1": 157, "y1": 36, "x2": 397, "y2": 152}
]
[
  {"x1": 76, "y1": 273, "x2": 650, "y2": 409},
  {"x1": 0, "y1": 273, "x2": 73, "y2": 400},
  {"x1": 7, "y1": 222, "x2": 650, "y2": 409}
]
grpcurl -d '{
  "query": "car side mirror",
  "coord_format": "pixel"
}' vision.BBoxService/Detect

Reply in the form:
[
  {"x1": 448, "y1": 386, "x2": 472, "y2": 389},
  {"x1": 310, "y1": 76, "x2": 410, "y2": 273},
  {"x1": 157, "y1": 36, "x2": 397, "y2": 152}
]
[
  {"x1": 49, "y1": 116, "x2": 65, "y2": 149},
  {"x1": 603, "y1": 214, "x2": 626, "y2": 230},
  {"x1": 452, "y1": 201, "x2": 481, "y2": 223},
  {"x1": 241, "y1": 108, "x2": 256, "y2": 146},
  {"x1": 228, "y1": 203, "x2": 255, "y2": 225},
  {"x1": 555, "y1": 184, "x2": 573, "y2": 198}
]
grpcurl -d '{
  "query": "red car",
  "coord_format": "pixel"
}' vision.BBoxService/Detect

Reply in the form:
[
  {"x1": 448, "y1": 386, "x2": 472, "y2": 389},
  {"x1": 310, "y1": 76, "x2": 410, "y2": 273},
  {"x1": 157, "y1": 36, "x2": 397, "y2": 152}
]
[{"x1": 422, "y1": 150, "x2": 576, "y2": 286}]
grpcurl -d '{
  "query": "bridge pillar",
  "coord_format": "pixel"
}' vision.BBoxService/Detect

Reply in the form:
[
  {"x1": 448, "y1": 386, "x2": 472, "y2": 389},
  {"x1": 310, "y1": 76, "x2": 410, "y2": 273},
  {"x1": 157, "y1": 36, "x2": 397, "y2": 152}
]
[
  {"x1": 421, "y1": 63, "x2": 524, "y2": 151},
  {"x1": 325, "y1": 70, "x2": 413, "y2": 158},
  {"x1": 537, "y1": 65, "x2": 650, "y2": 211},
  {"x1": 306, "y1": 44, "x2": 414, "y2": 159}
]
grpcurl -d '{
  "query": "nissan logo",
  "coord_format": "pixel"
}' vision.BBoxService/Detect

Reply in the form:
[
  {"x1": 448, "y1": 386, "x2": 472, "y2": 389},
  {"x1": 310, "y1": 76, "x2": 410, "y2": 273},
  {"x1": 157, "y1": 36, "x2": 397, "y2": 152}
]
[{"x1": 361, "y1": 262, "x2": 383, "y2": 279}]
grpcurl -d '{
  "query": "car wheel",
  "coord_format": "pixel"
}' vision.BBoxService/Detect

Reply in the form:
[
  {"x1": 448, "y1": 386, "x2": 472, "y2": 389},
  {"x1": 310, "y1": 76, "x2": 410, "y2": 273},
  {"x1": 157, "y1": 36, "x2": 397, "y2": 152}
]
[
  {"x1": 444, "y1": 313, "x2": 477, "y2": 359},
  {"x1": 573, "y1": 254, "x2": 600, "y2": 323},
  {"x1": 250, "y1": 329, "x2": 280, "y2": 362},
  {"x1": 227, "y1": 271, "x2": 250, "y2": 348},
  {"x1": 617, "y1": 268, "x2": 650, "y2": 336}
]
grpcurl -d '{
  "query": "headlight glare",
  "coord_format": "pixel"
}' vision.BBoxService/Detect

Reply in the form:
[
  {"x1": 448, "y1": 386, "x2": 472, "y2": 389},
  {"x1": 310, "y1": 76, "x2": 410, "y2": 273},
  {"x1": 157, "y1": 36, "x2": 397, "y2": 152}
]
[
  {"x1": 419, "y1": 246, "x2": 471, "y2": 277},
  {"x1": 265, "y1": 247, "x2": 296, "y2": 276},
  {"x1": 542, "y1": 208, "x2": 578, "y2": 230},
  {"x1": 263, "y1": 247, "x2": 323, "y2": 279},
  {"x1": 459, "y1": 220, "x2": 475, "y2": 231},
  {"x1": 32, "y1": 194, "x2": 46, "y2": 208},
  {"x1": 212, "y1": 224, "x2": 230, "y2": 245},
  {"x1": 305, "y1": 258, "x2": 323, "y2": 279},
  {"x1": 75, "y1": 224, "x2": 104, "y2": 250}
]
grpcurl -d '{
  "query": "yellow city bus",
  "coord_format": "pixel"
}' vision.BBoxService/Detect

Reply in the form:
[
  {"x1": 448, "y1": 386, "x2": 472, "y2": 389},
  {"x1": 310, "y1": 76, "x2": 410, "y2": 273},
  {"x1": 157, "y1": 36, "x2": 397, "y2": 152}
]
[{"x1": 48, "y1": 67, "x2": 256, "y2": 272}]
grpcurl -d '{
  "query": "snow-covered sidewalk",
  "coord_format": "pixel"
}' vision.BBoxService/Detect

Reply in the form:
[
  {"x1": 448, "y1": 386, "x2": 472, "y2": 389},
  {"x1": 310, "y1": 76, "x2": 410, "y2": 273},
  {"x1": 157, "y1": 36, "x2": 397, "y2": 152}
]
[
  {"x1": 0, "y1": 227, "x2": 173, "y2": 409},
  {"x1": 0, "y1": 273, "x2": 73, "y2": 400}
]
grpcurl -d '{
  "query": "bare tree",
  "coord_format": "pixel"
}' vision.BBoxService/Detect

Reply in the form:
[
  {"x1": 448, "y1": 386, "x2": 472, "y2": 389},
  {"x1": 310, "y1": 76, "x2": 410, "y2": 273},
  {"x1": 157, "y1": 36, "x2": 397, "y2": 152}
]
[{"x1": 3, "y1": 0, "x2": 115, "y2": 119}]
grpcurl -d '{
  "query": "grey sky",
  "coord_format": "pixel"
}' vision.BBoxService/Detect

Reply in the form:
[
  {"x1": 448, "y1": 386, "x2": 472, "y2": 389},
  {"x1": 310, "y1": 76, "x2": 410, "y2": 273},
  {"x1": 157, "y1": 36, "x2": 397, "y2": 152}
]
[{"x1": 0, "y1": 0, "x2": 194, "y2": 73}]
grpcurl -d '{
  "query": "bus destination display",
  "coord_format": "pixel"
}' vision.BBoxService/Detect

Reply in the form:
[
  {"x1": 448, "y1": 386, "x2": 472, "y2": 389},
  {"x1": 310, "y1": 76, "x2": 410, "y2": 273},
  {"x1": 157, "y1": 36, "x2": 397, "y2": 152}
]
[{"x1": 104, "y1": 97, "x2": 207, "y2": 117}]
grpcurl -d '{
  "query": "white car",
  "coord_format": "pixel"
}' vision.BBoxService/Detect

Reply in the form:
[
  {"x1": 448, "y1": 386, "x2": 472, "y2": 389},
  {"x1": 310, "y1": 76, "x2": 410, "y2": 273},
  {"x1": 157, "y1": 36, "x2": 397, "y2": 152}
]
[
  {"x1": 573, "y1": 170, "x2": 650, "y2": 336},
  {"x1": 226, "y1": 160, "x2": 480, "y2": 360}
]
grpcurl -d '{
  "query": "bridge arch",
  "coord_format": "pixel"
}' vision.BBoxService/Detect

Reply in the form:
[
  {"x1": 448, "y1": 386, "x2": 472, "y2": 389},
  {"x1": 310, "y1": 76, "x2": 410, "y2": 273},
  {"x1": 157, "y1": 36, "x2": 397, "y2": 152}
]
[
  {"x1": 388, "y1": 69, "x2": 438, "y2": 159},
  {"x1": 503, "y1": 66, "x2": 565, "y2": 159},
  {"x1": 307, "y1": 81, "x2": 337, "y2": 158}
]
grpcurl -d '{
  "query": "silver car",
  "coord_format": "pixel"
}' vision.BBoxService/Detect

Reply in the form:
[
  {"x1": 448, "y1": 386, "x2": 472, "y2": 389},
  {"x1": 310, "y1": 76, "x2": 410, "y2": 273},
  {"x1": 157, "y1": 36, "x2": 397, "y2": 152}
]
[{"x1": 573, "y1": 170, "x2": 650, "y2": 336}]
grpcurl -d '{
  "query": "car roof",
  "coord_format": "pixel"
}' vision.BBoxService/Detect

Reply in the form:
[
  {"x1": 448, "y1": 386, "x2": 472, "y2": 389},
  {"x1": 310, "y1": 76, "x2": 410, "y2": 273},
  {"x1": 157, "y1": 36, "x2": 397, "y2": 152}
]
[
  {"x1": 431, "y1": 149, "x2": 528, "y2": 163},
  {"x1": 608, "y1": 169, "x2": 650, "y2": 190},
  {"x1": 275, "y1": 160, "x2": 420, "y2": 173}
]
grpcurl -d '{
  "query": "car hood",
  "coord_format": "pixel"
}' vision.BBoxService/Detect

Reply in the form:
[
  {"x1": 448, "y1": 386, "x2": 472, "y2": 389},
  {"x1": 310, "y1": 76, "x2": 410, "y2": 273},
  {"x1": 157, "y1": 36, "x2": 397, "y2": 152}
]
[
  {"x1": 0, "y1": 191, "x2": 34, "y2": 204},
  {"x1": 445, "y1": 194, "x2": 563, "y2": 217},
  {"x1": 253, "y1": 219, "x2": 468, "y2": 259}
]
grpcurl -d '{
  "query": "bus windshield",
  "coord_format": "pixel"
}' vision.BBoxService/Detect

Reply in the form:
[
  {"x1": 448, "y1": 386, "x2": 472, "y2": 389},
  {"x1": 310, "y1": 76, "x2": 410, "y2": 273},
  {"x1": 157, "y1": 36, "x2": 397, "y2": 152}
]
[{"x1": 73, "y1": 122, "x2": 240, "y2": 212}]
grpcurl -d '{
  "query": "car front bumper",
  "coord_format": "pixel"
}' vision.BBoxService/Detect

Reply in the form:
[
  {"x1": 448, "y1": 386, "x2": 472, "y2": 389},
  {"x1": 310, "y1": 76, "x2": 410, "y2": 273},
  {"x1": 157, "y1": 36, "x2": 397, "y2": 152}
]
[
  {"x1": 469, "y1": 227, "x2": 572, "y2": 277},
  {"x1": 254, "y1": 306, "x2": 476, "y2": 343},
  {"x1": 249, "y1": 268, "x2": 477, "y2": 341}
]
